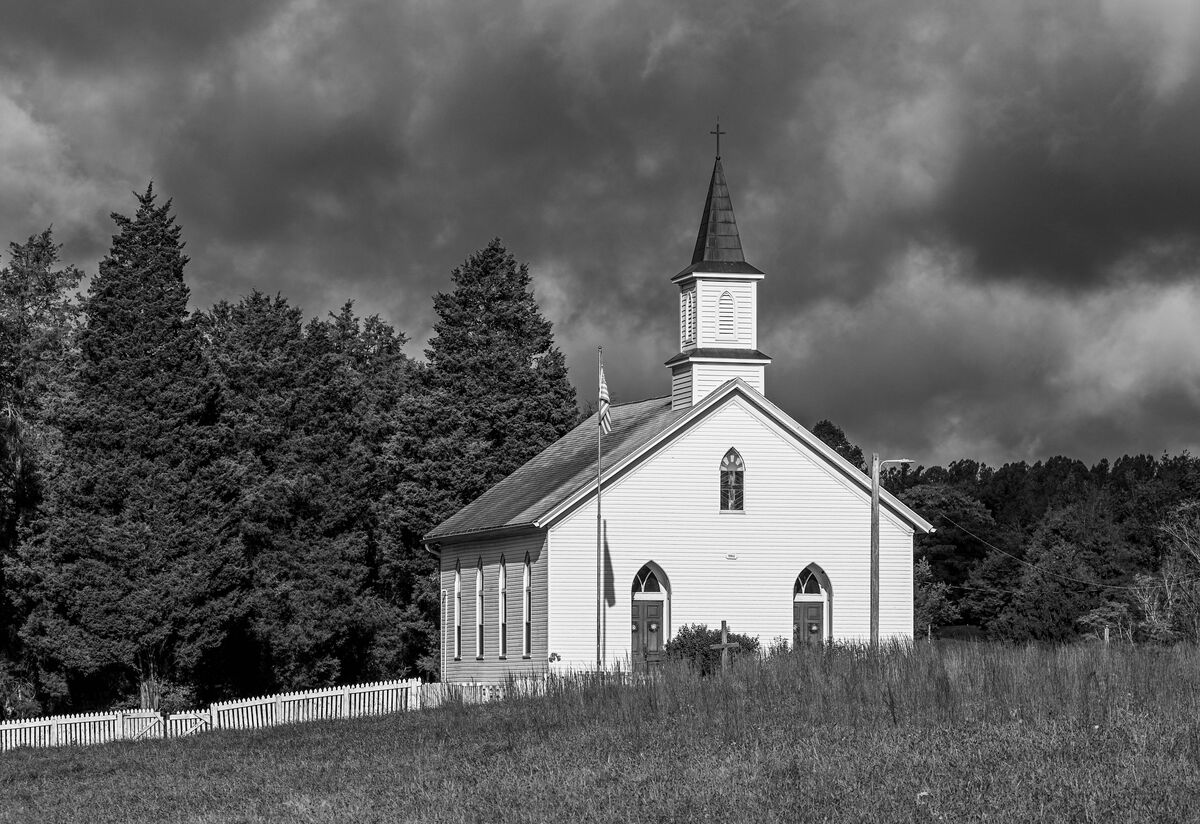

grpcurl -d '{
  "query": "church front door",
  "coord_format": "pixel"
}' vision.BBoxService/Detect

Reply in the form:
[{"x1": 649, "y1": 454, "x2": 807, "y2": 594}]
[
  {"x1": 794, "y1": 601, "x2": 824, "y2": 647},
  {"x1": 631, "y1": 600, "x2": 664, "y2": 670}
]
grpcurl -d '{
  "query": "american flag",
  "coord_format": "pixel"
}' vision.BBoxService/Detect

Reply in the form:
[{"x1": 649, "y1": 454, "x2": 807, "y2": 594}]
[{"x1": 598, "y1": 364, "x2": 612, "y2": 435}]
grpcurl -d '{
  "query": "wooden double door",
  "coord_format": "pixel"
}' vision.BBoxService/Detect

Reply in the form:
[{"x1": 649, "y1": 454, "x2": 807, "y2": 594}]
[
  {"x1": 794, "y1": 601, "x2": 824, "y2": 647},
  {"x1": 631, "y1": 599, "x2": 664, "y2": 670}
]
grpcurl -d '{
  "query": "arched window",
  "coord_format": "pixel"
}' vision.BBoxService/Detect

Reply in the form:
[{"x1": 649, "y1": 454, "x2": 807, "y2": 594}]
[
  {"x1": 632, "y1": 564, "x2": 662, "y2": 593},
  {"x1": 453, "y1": 561, "x2": 462, "y2": 661},
  {"x1": 498, "y1": 556, "x2": 507, "y2": 659},
  {"x1": 720, "y1": 449, "x2": 744, "y2": 511},
  {"x1": 475, "y1": 558, "x2": 484, "y2": 659},
  {"x1": 718, "y1": 291, "x2": 736, "y2": 339},
  {"x1": 522, "y1": 553, "x2": 532, "y2": 658},
  {"x1": 795, "y1": 568, "x2": 823, "y2": 595}
]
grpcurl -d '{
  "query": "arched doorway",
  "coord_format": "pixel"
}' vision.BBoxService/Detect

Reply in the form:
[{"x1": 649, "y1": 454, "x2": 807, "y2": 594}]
[
  {"x1": 631, "y1": 563, "x2": 670, "y2": 670},
  {"x1": 794, "y1": 565, "x2": 832, "y2": 646}
]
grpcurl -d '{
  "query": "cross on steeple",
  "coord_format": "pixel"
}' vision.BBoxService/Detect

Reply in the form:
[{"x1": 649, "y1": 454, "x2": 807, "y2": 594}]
[{"x1": 710, "y1": 120, "x2": 726, "y2": 158}]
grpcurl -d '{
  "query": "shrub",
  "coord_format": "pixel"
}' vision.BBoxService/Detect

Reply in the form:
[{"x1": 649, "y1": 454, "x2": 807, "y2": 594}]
[{"x1": 664, "y1": 623, "x2": 759, "y2": 676}]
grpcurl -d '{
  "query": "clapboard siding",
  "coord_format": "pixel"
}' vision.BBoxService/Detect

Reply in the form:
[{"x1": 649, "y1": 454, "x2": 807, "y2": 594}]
[
  {"x1": 697, "y1": 281, "x2": 756, "y2": 348},
  {"x1": 692, "y1": 362, "x2": 764, "y2": 403},
  {"x1": 547, "y1": 397, "x2": 914, "y2": 670},
  {"x1": 440, "y1": 532, "x2": 548, "y2": 682}
]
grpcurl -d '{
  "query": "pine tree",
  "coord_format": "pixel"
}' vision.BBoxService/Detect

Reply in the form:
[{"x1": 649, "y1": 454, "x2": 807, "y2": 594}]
[
  {"x1": 12, "y1": 186, "x2": 237, "y2": 710},
  {"x1": 383, "y1": 240, "x2": 577, "y2": 677},
  {"x1": 204, "y1": 295, "x2": 415, "y2": 690},
  {"x1": 390, "y1": 238, "x2": 578, "y2": 542}
]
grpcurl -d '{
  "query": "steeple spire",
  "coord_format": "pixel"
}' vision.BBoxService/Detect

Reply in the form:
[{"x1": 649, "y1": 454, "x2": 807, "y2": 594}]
[{"x1": 690, "y1": 157, "x2": 746, "y2": 266}]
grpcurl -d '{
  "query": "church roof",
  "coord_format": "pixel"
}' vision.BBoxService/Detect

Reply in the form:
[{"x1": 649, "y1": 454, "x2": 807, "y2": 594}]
[
  {"x1": 678, "y1": 157, "x2": 763, "y2": 280},
  {"x1": 424, "y1": 396, "x2": 684, "y2": 543},
  {"x1": 425, "y1": 380, "x2": 934, "y2": 545}
]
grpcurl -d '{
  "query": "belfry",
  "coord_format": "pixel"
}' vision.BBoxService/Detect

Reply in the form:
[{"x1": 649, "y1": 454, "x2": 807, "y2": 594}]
[{"x1": 666, "y1": 152, "x2": 771, "y2": 410}]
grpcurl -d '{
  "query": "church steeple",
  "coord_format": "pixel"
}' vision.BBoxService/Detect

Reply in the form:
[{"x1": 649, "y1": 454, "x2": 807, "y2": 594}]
[
  {"x1": 690, "y1": 157, "x2": 747, "y2": 266},
  {"x1": 667, "y1": 144, "x2": 771, "y2": 411}
]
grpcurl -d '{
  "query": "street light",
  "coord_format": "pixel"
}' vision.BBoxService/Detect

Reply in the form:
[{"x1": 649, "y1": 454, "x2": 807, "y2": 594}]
[{"x1": 871, "y1": 453, "x2": 913, "y2": 646}]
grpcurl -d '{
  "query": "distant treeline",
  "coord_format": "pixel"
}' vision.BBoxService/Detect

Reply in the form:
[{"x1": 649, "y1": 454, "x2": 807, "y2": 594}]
[
  {"x1": 813, "y1": 422, "x2": 1200, "y2": 643},
  {"x1": 0, "y1": 186, "x2": 577, "y2": 717}
]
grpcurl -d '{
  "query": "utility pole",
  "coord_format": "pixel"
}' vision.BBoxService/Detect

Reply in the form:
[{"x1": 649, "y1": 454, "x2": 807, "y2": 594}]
[{"x1": 871, "y1": 453, "x2": 913, "y2": 646}]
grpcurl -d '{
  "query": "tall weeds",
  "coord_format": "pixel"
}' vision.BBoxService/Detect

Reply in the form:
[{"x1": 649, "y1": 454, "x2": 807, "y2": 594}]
[{"x1": 495, "y1": 641, "x2": 1200, "y2": 737}]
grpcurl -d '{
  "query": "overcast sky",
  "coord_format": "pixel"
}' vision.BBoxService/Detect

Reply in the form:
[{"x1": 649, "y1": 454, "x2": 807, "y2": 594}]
[{"x1": 4, "y1": 0, "x2": 1200, "y2": 468}]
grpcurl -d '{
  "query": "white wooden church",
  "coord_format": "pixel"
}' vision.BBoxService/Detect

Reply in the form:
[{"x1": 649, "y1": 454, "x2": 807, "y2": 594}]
[{"x1": 424, "y1": 151, "x2": 932, "y2": 681}]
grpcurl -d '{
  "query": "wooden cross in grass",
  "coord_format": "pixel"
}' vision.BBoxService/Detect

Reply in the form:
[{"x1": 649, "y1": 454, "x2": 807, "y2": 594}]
[{"x1": 709, "y1": 620, "x2": 740, "y2": 673}]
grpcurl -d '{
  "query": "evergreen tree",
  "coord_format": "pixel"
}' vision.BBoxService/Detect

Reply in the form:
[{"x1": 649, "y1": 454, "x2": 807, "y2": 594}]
[
  {"x1": 204, "y1": 295, "x2": 416, "y2": 691},
  {"x1": 384, "y1": 240, "x2": 577, "y2": 677},
  {"x1": 389, "y1": 238, "x2": 578, "y2": 541},
  {"x1": 12, "y1": 186, "x2": 237, "y2": 710},
  {"x1": 0, "y1": 228, "x2": 81, "y2": 715}
]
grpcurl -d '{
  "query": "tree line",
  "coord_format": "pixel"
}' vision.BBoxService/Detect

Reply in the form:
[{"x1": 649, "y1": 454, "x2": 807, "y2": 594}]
[
  {"x1": 5, "y1": 185, "x2": 1199, "y2": 718},
  {"x1": 813, "y1": 422, "x2": 1200, "y2": 643},
  {"x1": 0, "y1": 186, "x2": 577, "y2": 717}
]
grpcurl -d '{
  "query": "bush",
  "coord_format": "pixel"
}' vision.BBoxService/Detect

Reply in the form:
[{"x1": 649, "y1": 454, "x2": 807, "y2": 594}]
[{"x1": 664, "y1": 623, "x2": 759, "y2": 676}]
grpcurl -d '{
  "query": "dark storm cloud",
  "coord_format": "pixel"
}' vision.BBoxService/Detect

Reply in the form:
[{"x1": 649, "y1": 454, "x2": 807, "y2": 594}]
[
  {"x1": 0, "y1": 0, "x2": 284, "y2": 68},
  {"x1": 4, "y1": 0, "x2": 1200, "y2": 465}
]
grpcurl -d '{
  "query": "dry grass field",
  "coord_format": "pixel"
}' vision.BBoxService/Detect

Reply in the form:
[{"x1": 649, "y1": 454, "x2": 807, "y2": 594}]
[{"x1": 2, "y1": 642, "x2": 1199, "y2": 823}]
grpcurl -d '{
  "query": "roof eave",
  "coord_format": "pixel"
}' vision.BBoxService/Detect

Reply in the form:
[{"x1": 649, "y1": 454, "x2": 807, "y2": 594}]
[
  {"x1": 671, "y1": 263, "x2": 765, "y2": 283},
  {"x1": 422, "y1": 522, "x2": 541, "y2": 547},
  {"x1": 665, "y1": 352, "x2": 773, "y2": 367}
]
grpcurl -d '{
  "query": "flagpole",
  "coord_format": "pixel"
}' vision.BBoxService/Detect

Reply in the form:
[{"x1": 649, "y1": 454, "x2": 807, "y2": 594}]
[{"x1": 596, "y1": 346, "x2": 603, "y2": 670}]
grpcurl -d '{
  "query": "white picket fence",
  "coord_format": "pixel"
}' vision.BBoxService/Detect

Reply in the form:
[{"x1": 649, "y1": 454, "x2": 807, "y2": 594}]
[
  {"x1": 0, "y1": 709, "x2": 162, "y2": 751},
  {"x1": 166, "y1": 678, "x2": 428, "y2": 735},
  {"x1": 2, "y1": 677, "x2": 443, "y2": 753}
]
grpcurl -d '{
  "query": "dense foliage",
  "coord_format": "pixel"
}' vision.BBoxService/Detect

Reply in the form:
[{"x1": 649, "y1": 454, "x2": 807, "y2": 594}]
[
  {"x1": 810, "y1": 425, "x2": 1200, "y2": 643},
  {"x1": 664, "y1": 623, "x2": 760, "y2": 676},
  {"x1": 0, "y1": 196, "x2": 576, "y2": 716}
]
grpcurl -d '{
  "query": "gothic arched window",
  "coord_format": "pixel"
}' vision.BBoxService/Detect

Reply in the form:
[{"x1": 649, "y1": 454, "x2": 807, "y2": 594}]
[
  {"x1": 796, "y1": 568, "x2": 823, "y2": 595},
  {"x1": 632, "y1": 564, "x2": 662, "y2": 594},
  {"x1": 718, "y1": 291, "x2": 736, "y2": 339},
  {"x1": 720, "y1": 449, "x2": 744, "y2": 511}
]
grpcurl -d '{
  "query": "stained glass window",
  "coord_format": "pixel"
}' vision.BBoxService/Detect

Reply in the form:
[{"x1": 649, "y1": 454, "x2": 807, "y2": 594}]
[{"x1": 720, "y1": 449, "x2": 744, "y2": 510}]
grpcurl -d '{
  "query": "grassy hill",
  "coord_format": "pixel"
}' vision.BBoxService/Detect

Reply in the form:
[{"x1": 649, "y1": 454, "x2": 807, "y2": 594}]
[{"x1": 2, "y1": 643, "x2": 1198, "y2": 823}]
